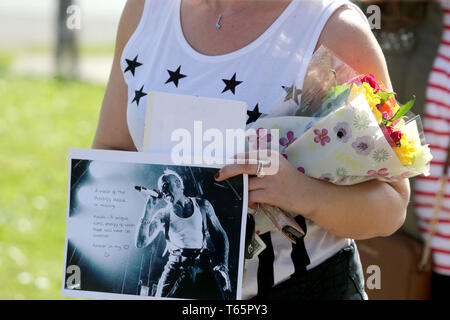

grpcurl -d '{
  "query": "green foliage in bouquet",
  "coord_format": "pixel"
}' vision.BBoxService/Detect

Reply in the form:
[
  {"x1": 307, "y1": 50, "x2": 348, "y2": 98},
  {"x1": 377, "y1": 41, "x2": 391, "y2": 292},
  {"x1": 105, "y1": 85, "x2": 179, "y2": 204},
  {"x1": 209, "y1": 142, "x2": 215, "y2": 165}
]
[
  {"x1": 313, "y1": 84, "x2": 351, "y2": 118},
  {"x1": 386, "y1": 96, "x2": 416, "y2": 125}
]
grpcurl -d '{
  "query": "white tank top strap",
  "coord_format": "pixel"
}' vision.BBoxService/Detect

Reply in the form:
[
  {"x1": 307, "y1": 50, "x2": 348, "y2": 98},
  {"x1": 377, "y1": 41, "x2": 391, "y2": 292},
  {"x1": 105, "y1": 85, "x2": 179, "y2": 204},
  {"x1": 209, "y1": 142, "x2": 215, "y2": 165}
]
[{"x1": 121, "y1": 0, "x2": 175, "y2": 85}]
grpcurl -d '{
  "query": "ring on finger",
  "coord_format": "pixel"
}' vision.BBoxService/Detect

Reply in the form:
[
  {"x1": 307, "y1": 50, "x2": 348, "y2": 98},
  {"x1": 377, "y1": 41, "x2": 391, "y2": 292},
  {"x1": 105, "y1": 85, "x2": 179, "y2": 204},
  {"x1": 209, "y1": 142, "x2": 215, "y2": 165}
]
[{"x1": 256, "y1": 160, "x2": 265, "y2": 178}]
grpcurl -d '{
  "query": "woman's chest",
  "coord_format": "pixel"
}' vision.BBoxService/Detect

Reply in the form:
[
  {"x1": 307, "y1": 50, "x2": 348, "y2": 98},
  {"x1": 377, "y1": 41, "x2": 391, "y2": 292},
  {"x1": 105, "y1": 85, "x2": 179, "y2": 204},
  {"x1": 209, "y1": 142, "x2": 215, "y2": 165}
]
[{"x1": 179, "y1": 0, "x2": 292, "y2": 56}]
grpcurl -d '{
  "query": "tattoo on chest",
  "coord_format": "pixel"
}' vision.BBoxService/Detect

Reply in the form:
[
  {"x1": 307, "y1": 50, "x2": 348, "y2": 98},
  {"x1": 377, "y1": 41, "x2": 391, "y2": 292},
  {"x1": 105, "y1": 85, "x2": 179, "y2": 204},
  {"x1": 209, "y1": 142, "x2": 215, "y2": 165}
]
[{"x1": 173, "y1": 200, "x2": 194, "y2": 218}]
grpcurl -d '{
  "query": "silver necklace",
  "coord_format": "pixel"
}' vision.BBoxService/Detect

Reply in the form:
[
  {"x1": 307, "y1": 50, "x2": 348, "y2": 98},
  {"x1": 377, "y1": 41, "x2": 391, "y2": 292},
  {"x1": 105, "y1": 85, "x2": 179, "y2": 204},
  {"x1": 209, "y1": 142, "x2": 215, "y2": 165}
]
[{"x1": 205, "y1": 1, "x2": 259, "y2": 30}]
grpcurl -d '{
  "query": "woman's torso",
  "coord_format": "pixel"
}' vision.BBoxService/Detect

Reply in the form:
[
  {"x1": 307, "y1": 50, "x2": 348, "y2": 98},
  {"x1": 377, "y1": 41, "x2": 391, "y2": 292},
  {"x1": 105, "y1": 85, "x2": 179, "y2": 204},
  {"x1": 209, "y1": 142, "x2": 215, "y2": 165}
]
[{"x1": 121, "y1": 0, "x2": 365, "y2": 298}]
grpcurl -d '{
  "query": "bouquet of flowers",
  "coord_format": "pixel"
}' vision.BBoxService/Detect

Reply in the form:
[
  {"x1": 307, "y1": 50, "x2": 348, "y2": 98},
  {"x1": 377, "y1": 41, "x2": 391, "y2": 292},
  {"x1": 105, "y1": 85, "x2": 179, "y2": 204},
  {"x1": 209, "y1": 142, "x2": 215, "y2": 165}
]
[{"x1": 248, "y1": 46, "x2": 433, "y2": 243}]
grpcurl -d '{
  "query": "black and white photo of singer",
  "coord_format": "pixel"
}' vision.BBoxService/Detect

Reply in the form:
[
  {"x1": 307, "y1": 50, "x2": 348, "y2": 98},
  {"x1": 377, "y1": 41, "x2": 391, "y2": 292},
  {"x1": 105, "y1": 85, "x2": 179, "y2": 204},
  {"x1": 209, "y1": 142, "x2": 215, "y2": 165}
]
[{"x1": 134, "y1": 169, "x2": 231, "y2": 299}]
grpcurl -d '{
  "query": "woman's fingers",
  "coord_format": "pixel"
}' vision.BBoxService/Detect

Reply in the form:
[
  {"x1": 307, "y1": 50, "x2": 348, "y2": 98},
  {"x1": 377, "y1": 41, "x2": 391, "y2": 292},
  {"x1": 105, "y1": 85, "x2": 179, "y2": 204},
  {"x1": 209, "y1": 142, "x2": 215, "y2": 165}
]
[
  {"x1": 248, "y1": 176, "x2": 266, "y2": 191},
  {"x1": 215, "y1": 155, "x2": 276, "y2": 181},
  {"x1": 214, "y1": 150, "x2": 284, "y2": 209},
  {"x1": 215, "y1": 163, "x2": 259, "y2": 181},
  {"x1": 248, "y1": 189, "x2": 269, "y2": 210}
]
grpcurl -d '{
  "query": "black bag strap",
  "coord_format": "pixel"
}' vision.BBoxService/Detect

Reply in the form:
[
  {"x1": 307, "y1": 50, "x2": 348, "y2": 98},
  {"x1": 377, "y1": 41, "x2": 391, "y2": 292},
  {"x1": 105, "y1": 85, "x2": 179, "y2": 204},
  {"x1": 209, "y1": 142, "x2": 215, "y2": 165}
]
[{"x1": 291, "y1": 215, "x2": 310, "y2": 274}]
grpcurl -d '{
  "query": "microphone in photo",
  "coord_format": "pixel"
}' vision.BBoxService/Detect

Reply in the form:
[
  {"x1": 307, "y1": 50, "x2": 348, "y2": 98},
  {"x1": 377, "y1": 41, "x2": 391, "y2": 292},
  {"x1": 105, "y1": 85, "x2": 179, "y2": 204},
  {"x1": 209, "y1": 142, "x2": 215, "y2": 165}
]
[{"x1": 134, "y1": 186, "x2": 162, "y2": 198}]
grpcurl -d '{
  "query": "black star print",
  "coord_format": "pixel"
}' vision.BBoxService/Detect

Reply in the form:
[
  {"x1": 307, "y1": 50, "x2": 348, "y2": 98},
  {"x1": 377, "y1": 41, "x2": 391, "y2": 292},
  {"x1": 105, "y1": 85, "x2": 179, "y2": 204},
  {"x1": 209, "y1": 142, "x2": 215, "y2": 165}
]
[
  {"x1": 222, "y1": 73, "x2": 243, "y2": 95},
  {"x1": 165, "y1": 65, "x2": 187, "y2": 88},
  {"x1": 132, "y1": 85, "x2": 147, "y2": 106},
  {"x1": 247, "y1": 104, "x2": 262, "y2": 125},
  {"x1": 124, "y1": 55, "x2": 143, "y2": 76},
  {"x1": 282, "y1": 84, "x2": 302, "y2": 105}
]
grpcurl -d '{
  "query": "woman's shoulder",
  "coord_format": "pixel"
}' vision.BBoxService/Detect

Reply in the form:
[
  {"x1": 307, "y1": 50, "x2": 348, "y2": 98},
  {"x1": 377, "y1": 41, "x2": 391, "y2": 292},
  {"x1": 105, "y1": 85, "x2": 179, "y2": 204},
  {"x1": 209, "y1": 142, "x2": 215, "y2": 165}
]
[
  {"x1": 115, "y1": 0, "x2": 146, "y2": 56},
  {"x1": 315, "y1": 4, "x2": 391, "y2": 88},
  {"x1": 316, "y1": 4, "x2": 371, "y2": 51}
]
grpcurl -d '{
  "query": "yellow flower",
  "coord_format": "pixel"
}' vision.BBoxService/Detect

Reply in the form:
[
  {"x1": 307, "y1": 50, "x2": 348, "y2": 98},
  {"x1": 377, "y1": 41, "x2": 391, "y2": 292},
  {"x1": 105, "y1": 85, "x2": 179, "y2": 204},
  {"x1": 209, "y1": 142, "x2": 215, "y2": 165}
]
[
  {"x1": 393, "y1": 133, "x2": 418, "y2": 166},
  {"x1": 349, "y1": 83, "x2": 383, "y2": 124},
  {"x1": 393, "y1": 103, "x2": 400, "y2": 115},
  {"x1": 393, "y1": 118, "x2": 405, "y2": 130},
  {"x1": 361, "y1": 82, "x2": 382, "y2": 108},
  {"x1": 412, "y1": 145, "x2": 433, "y2": 176}
]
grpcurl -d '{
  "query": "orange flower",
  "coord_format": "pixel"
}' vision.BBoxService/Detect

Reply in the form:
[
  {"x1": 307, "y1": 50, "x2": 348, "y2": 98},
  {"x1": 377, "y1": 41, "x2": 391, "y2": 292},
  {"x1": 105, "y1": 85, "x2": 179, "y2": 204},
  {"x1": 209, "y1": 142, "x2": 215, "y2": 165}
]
[
  {"x1": 377, "y1": 81, "x2": 399, "y2": 120},
  {"x1": 378, "y1": 95, "x2": 399, "y2": 120}
]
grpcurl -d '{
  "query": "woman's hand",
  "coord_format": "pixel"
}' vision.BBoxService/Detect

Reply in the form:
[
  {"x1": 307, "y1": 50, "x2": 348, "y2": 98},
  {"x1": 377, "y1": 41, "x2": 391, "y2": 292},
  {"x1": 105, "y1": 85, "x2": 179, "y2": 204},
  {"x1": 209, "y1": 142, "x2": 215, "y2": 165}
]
[
  {"x1": 214, "y1": 150, "x2": 318, "y2": 217},
  {"x1": 214, "y1": 148, "x2": 409, "y2": 240}
]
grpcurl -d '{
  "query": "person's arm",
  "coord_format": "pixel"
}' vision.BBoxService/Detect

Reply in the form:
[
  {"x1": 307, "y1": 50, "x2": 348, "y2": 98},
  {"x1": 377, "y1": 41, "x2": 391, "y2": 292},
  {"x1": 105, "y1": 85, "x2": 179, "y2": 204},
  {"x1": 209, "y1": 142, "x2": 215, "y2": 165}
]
[
  {"x1": 203, "y1": 199, "x2": 231, "y2": 293},
  {"x1": 204, "y1": 200, "x2": 229, "y2": 267},
  {"x1": 316, "y1": 6, "x2": 393, "y2": 90},
  {"x1": 312, "y1": 6, "x2": 410, "y2": 238},
  {"x1": 91, "y1": 0, "x2": 145, "y2": 151},
  {"x1": 135, "y1": 200, "x2": 165, "y2": 249},
  {"x1": 215, "y1": 7, "x2": 410, "y2": 240}
]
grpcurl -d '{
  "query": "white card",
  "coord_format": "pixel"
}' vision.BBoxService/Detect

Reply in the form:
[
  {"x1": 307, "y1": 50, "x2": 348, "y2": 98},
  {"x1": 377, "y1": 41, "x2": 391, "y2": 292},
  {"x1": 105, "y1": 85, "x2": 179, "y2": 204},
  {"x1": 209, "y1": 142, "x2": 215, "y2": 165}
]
[{"x1": 142, "y1": 91, "x2": 248, "y2": 162}]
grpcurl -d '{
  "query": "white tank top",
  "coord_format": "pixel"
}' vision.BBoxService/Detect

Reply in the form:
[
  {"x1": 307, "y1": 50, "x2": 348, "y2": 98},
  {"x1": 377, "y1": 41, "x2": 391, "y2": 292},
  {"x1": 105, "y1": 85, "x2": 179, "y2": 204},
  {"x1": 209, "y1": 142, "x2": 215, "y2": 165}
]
[
  {"x1": 167, "y1": 198, "x2": 204, "y2": 250},
  {"x1": 122, "y1": 0, "x2": 367, "y2": 299}
]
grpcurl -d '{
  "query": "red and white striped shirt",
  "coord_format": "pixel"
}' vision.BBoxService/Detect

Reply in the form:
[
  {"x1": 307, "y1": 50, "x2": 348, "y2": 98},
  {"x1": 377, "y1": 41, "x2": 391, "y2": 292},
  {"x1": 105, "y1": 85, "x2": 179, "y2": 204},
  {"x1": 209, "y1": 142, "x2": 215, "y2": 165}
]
[{"x1": 415, "y1": 1, "x2": 450, "y2": 276}]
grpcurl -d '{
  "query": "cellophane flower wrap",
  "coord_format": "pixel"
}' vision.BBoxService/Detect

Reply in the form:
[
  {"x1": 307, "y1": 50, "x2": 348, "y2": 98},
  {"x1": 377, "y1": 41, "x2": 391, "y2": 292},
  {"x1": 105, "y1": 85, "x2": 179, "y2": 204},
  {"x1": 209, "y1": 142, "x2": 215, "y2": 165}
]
[{"x1": 247, "y1": 46, "x2": 433, "y2": 240}]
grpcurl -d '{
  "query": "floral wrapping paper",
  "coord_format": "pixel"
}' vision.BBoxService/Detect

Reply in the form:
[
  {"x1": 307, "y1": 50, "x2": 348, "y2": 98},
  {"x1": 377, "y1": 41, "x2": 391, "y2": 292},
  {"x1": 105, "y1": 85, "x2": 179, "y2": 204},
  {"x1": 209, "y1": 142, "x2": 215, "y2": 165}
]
[{"x1": 247, "y1": 94, "x2": 432, "y2": 234}]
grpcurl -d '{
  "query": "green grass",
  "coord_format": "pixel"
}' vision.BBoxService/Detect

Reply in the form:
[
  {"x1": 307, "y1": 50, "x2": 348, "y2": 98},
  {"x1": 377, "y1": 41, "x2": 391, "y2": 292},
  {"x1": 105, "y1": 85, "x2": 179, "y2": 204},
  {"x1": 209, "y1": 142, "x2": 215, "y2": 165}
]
[
  {"x1": 0, "y1": 73, "x2": 105, "y2": 299},
  {"x1": 0, "y1": 51, "x2": 14, "y2": 74}
]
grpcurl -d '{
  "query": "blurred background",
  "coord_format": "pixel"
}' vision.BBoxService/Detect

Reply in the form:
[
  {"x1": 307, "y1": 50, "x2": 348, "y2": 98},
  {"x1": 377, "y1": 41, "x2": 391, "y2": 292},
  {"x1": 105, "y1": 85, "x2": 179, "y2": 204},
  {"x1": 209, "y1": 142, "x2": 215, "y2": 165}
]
[
  {"x1": 0, "y1": 0, "x2": 126, "y2": 299},
  {"x1": 0, "y1": 0, "x2": 448, "y2": 300}
]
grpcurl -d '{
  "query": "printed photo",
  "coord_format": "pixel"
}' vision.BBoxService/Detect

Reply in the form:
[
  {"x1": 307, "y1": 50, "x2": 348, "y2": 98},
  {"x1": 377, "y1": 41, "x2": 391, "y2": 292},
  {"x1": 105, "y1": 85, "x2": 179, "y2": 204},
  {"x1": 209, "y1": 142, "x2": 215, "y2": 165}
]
[{"x1": 62, "y1": 149, "x2": 247, "y2": 300}]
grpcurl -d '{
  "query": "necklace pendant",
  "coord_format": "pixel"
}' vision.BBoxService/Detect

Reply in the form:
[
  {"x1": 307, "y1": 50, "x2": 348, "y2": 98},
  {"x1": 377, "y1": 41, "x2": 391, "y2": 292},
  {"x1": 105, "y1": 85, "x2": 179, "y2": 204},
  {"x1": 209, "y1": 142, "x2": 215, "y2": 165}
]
[{"x1": 215, "y1": 14, "x2": 222, "y2": 29}]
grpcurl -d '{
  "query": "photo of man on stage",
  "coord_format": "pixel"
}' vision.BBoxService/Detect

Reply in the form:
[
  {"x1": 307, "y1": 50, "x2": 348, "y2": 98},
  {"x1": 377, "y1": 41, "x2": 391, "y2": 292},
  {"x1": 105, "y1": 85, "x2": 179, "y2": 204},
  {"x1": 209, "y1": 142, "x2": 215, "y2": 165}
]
[
  {"x1": 135, "y1": 169, "x2": 232, "y2": 300},
  {"x1": 64, "y1": 158, "x2": 244, "y2": 300}
]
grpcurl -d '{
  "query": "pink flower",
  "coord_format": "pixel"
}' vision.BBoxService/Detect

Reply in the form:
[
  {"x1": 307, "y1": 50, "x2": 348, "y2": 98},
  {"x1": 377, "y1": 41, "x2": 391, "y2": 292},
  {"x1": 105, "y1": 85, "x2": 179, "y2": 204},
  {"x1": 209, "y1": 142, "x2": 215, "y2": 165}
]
[
  {"x1": 390, "y1": 171, "x2": 412, "y2": 180},
  {"x1": 346, "y1": 74, "x2": 380, "y2": 93},
  {"x1": 391, "y1": 119, "x2": 401, "y2": 127},
  {"x1": 336, "y1": 176, "x2": 348, "y2": 184},
  {"x1": 280, "y1": 131, "x2": 297, "y2": 148},
  {"x1": 280, "y1": 131, "x2": 296, "y2": 158},
  {"x1": 386, "y1": 126, "x2": 393, "y2": 135},
  {"x1": 346, "y1": 76, "x2": 362, "y2": 87},
  {"x1": 381, "y1": 127, "x2": 397, "y2": 148},
  {"x1": 313, "y1": 129, "x2": 331, "y2": 146},
  {"x1": 360, "y1": 74, "x2": 380, "y2": 93},
  {"x1": 320, "y1": 173, "x2": 334, "y2": 182},
  {"x1": 381, "y1": 126, "x2": 403, "y2": 146},
  {"x1": 248, "y1": 128, "x2": 272, "y2": 150},
  {"x1": 378, "y1": 107, "x2": 394, "y2": 121},
  {"x1": 390, "y1": 131, "x2": 403, "y2": 144},
  {"x1": 367, "y1": 168, "x2": 389, "y2": 177}
]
